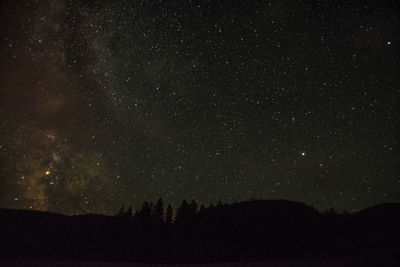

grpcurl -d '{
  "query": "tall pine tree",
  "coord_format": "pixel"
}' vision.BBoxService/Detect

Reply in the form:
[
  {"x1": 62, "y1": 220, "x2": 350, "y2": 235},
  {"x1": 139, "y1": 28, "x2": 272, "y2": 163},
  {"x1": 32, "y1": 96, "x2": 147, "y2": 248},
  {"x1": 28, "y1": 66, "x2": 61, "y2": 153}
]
[
  {"x1": 165, "y1": 204, "x2": 173, "y2": 224},
  {"x1": 152, "y1": 197, "x2": 164, "y2": 225}
]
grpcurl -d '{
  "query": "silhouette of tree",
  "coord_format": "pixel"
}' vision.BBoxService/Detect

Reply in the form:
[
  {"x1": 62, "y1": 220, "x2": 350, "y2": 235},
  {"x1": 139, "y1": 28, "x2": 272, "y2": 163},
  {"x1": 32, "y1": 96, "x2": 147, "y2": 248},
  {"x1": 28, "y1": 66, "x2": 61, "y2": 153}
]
[
  {"x1": 152, "y1": 198, "x2": 164, "y2": 225},
  {"x1": 199, "y1": 204, "x2": 205, "y2": 212},
  {"x1": 188, "y1": 200, "x2": 198, "y2": 216},
  {"x1": 134, "y1": 208, "x2": 139, "y2": 218},
  {"x1": 323, "y1": 207, "x2": 337, "y2": 216},
  {"x1": 116, "y1": 205, "x2": 125, "y2": 217},
  {"x1": 136, "y1": 201, "x2": 152, "y2": 225},
  {"x1": 165, "y1": 204, "x2": 173, "y2": 224},
  {"x1": 125, "y1": 205, "x2": 133, "y2": 218},
  {"x1": 175, "y1": 199, "x2": 189, "y2": 222}
]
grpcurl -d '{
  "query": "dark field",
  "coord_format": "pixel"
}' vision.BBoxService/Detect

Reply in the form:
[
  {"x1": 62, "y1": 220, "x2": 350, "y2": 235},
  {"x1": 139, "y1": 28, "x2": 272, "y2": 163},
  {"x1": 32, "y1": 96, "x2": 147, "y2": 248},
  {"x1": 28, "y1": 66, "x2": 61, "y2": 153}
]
[{"x1": 3, "y1": 256, "x2": 400, "y2": 267}]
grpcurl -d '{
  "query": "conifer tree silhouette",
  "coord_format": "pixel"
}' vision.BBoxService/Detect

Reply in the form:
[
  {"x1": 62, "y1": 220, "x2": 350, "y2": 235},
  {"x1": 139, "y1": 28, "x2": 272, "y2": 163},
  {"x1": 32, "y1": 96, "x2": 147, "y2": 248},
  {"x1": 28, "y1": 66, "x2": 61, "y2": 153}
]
[
  {"x1": 189, "y1": 200, "x2": 198, "y2": 216},
  {"x1": 165, "y1": 204, "x2": 173, "y2": 224},
  {"x1": 152, "y1": 198, "x2": 164, "y2": 225},
  {"x1": 116, "y1": 205, "x2": 125, "y2": 217},
  {"x1": 137, "y1": 201, "x2": 152, "y2": 225},
  {"x1": 175, "y1": 199, "x2": 189, "y2": 222},
  {"x1": 199, "y1": 204, "x2": 205, "y2": 213},
  {"x1": 125, "y1": 205, "x2": 133, "y2": 218}
]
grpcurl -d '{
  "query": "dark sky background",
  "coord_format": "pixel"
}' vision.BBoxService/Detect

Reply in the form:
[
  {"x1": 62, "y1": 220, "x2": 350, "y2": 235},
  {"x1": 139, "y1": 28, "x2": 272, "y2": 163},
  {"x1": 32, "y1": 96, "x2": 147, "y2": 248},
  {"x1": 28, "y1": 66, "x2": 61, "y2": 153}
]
[{"x1": 0, "y1": 0, "x2": 399, "y2": 215}]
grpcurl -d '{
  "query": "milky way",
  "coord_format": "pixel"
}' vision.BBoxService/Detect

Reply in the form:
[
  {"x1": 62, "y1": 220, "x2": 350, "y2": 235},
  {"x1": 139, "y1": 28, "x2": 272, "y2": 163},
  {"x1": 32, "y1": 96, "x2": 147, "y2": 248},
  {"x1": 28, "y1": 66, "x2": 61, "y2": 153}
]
[{"x1": 0, "y1": 0, "x2": 399, "y2": 215}]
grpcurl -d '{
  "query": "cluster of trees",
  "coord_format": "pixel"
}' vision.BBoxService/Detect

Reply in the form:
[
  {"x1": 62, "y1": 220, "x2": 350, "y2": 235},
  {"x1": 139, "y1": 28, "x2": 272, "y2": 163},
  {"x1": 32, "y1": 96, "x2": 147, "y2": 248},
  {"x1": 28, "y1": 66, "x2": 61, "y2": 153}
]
[
  {"x1": 116, "y1": 198, "x2": 210, "y2": 225},
  {"x1": 116, "y1": 198, "x2": 342, "y2": 224}
]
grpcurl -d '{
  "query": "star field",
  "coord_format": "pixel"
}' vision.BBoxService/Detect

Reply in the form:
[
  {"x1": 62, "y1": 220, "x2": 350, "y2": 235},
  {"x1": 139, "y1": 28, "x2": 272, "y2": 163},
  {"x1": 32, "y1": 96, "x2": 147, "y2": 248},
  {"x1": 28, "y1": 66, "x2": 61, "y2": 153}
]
[{"x1": 0, "y1": 0, "x2": 399, "y2": 215}]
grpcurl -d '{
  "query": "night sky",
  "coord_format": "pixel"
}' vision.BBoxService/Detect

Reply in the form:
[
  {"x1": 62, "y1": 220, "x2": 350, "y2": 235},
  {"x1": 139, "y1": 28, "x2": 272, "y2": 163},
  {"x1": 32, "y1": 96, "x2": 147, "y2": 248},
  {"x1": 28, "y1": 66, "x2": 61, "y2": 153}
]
[{"x1": 0, "y1": 0, "x2": 399, "y2": 215}]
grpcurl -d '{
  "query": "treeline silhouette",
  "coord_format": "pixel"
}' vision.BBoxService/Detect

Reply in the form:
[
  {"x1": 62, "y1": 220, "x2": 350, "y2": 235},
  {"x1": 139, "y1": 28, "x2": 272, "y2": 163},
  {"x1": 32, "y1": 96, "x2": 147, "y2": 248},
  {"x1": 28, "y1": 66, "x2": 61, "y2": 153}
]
[{"x1": 0, "y1": 199, "x2": 399, "y2": 263}]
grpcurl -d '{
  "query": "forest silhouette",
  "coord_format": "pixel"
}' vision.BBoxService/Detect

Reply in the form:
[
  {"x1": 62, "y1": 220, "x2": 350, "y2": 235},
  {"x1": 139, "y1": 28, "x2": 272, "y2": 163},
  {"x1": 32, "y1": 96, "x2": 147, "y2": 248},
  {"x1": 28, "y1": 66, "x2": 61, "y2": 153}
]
[{"x1": 1, "y1": 199, "x2": 399, "y2": 264}]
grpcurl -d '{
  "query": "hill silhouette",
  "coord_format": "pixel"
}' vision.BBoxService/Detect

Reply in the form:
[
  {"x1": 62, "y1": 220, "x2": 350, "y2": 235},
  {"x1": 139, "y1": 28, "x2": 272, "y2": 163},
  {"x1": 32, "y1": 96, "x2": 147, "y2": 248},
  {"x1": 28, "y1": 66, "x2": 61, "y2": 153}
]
[{"x1": 0, "y1": 199, "x2": 399, "y2": 264}]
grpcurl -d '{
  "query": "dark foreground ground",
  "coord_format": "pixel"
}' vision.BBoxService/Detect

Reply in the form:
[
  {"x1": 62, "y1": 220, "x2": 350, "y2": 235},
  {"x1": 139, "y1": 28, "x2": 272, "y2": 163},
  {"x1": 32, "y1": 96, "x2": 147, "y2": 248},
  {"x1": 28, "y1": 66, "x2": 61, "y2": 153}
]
[
  {"x1": 3, "y1": 255, "x2": 400, "y2": 267},
  {"x1": 1, "y1": 200, "x2": 399, "y2": 265}
]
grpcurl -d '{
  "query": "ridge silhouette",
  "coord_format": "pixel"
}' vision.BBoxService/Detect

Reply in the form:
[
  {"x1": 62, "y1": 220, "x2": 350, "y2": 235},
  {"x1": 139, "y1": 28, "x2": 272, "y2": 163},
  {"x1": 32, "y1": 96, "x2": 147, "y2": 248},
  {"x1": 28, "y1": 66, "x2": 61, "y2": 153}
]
[{"x1": 0, "y1": 199, "x2": 399, "y2": 263}]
